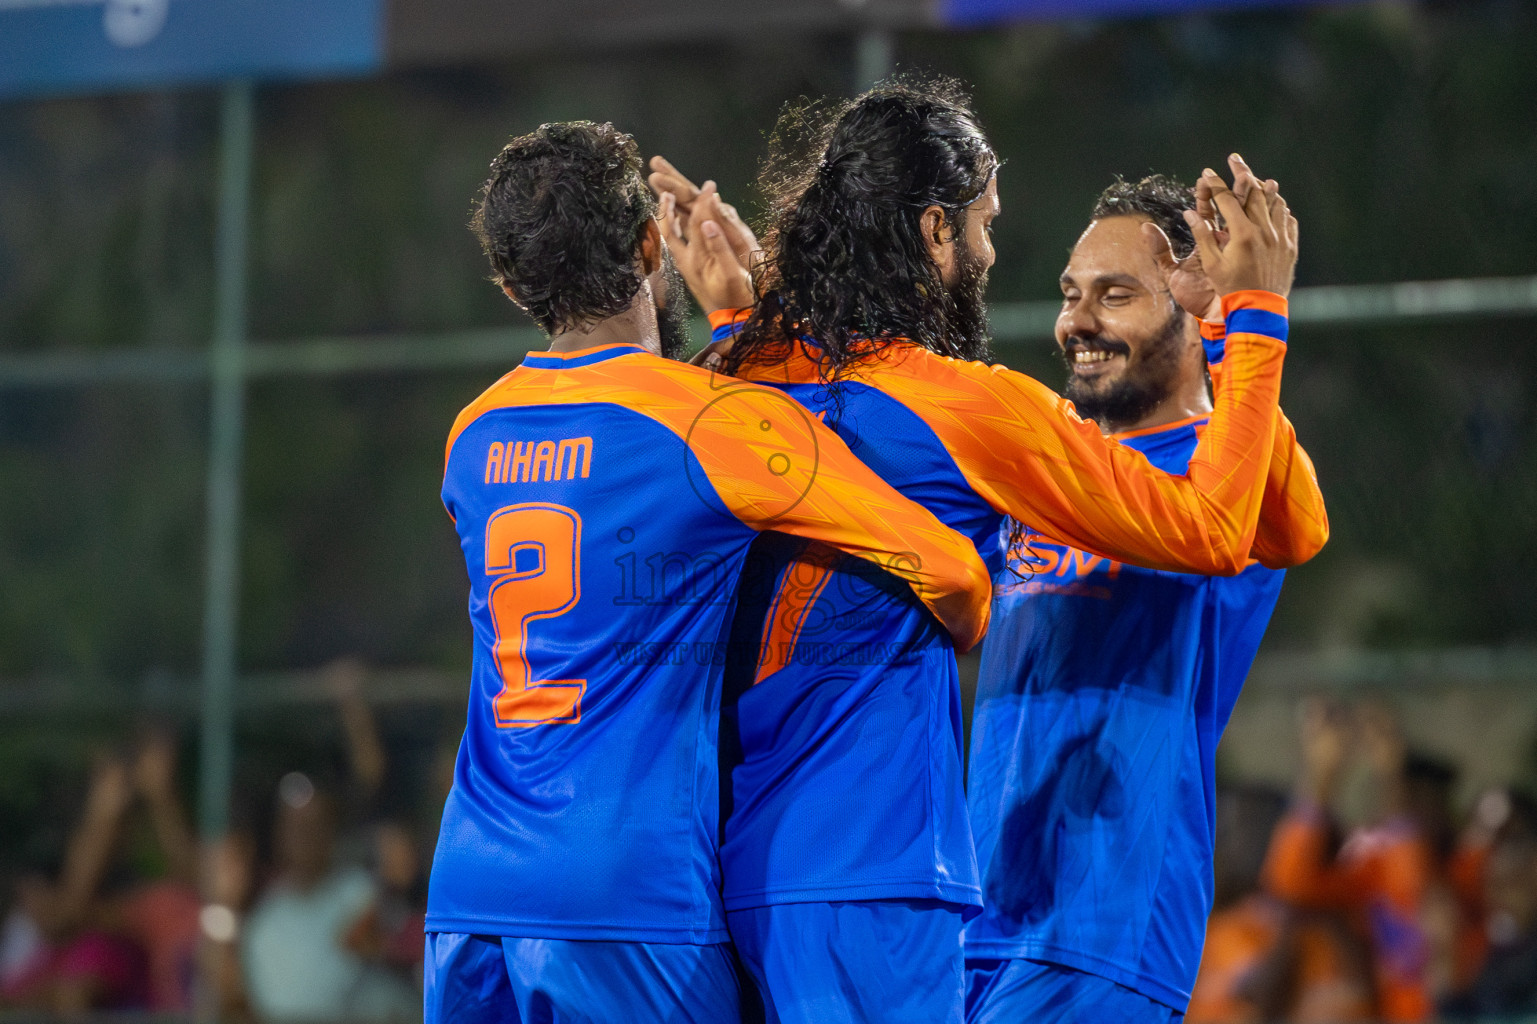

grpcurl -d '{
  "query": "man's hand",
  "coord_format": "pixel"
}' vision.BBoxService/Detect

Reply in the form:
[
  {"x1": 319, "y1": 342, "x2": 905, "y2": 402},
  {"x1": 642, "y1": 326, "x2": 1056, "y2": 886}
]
[
  {"x1": 1145, "y1": 222, "x2": 1223, "y2": 323},
  {"x1": 1146, "y1": 154, "x2": 1286, "y2": 321},
  {"x1": 1181, "y1": 154, "x2": 1298, "y2": 300},
  {"x1": 659, "y1": 190, "x2": 755, "y2": 312},
  {"x1": 648, "y1": 156, "x2": 760, "y2": 271},
  {"x1": 1356, "y1": 701, "x2": 1407, "y2": 782},
  {"x1": 689, "y1": 338, "x2": 733, "y2": 372}
]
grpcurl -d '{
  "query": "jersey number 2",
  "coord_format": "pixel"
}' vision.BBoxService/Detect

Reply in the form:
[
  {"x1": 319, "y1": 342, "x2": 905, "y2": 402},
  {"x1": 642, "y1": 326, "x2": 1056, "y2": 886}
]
[{"x1": 485, "y1": 503, "x2": 585, "y2": 727}]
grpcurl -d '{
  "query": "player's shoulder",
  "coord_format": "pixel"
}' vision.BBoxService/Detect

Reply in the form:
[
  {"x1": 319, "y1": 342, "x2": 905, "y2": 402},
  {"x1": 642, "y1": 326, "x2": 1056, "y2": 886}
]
[
  {"x1": 446, "y1": 365, "x2": 529, "y2": 449},
  {"x1": 859, "y1": 342, "x2": 1057, "y2": 414},
  {"x1": 446, "y1": 347, "x2": 799, "y2": 458}
]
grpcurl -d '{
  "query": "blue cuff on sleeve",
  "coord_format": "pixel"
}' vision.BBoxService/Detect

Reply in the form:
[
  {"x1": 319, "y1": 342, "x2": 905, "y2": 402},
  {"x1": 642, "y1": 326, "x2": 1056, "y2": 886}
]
[
  {"x1": 1202, "y1": 336, "x2": 1226, "y2": 364},
  {"x1": 711, "y1": 322, "x2": 744, "y2": 344},
  {"x1": 1225, "y1": 308, "x2": 1288, "y2": 344}
]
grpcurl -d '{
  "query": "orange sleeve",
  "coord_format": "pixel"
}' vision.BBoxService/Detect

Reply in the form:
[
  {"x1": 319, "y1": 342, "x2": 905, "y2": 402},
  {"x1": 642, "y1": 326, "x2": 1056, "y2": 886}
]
[
  {"x1": 1263, "y1": 807, "x2": 1373, "y2": 909},
  {"x1": 1203, "y1": 318, "x2": 1330, "y2": 569},
  {"x1": 1372, "y1": 831, "x2": 1436, "y2": 917},
  {"x1": 671, "y1": 378, "x2": 992, "y2": 652},
  {"x1": 889, "y1": 290, "x2": 1286, "y2": 575}
]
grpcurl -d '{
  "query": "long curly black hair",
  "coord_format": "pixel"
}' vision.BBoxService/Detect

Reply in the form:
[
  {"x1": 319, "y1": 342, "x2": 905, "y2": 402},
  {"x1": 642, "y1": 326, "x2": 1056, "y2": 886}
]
[
  {"x1": 728, "y1": 78, "x2": 999, "y2": 376},
  {"x1": 471, "y1": 121, "x2": 656, "y2": 335}
]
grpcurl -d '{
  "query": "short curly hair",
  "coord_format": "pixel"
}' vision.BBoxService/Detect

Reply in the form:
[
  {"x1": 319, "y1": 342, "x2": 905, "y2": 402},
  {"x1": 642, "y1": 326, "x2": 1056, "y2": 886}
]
[
  {"x1": 1091, "y1": 174, "x2": 1196, "y2": 260},
  {"x1": 471, "y1": 121, "x2": 657, "y2": 334}
]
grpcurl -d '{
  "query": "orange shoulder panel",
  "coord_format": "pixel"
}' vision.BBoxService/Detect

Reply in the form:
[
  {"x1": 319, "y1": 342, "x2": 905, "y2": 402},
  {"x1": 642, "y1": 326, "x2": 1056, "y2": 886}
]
[
  {"x1": 449, "y1": 350, "x2": 990, "y2": 651},
  {"x1": 445, "y1": 365, "x2": 525, "y2": 475}
]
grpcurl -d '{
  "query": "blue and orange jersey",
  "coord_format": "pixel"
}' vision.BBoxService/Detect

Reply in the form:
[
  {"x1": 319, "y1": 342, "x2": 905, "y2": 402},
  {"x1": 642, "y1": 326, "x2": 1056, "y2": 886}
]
[
  {"x1": 964, "y1": 415, "x2": 1294, "y2": 1011},
  {"x1": 963, "y1": 305, "x2": 1326, "y2": 1010},
  {"x1": 426, "y1": 341, "x2": 990, "y2": 944},
  {"x1": 713, "y1": 290, "x2": 1293, "y2": 915}
]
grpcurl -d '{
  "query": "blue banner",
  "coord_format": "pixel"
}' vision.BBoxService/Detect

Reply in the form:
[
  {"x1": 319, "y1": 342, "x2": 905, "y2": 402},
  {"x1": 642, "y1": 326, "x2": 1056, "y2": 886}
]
[
  {"x1": 0, "y1": 0, "x2": 382, "y2": 98},
  {"x1": 943, "y1": 0, "x2": 1351, "y2": 26}
]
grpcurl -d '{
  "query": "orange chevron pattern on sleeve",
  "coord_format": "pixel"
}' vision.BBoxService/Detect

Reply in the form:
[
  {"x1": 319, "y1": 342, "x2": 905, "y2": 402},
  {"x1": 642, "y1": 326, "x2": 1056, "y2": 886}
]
[
  {"x1": 446, "y1": 347, "x2": 991, "y2": 651},
  {"x1": 743, "y1": 291, "x2": 1287, "y2": 576},
  {"x1": 755, "y1": 553, "x2": 836, "y2": 684},
  {"x1": 1204, "y1": 320, "x2": 1330, "y2": 569}
]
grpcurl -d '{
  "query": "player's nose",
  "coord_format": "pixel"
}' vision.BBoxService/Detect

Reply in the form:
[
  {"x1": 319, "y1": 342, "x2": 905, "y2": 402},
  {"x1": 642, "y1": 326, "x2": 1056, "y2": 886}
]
[{"x1": 1056, "y1": 303, "x2": 1099, "y2": 347}]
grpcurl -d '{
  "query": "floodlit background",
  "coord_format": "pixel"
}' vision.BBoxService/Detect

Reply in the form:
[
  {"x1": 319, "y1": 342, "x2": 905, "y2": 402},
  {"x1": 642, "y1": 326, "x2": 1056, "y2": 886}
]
[{"x1": 1, "y1": 0, "x2": 1534, "y2": 1020}]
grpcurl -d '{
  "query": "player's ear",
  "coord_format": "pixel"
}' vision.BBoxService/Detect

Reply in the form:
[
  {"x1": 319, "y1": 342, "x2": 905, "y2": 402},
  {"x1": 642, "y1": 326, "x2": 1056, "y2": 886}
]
[
  {"x1": 921, "y1": 204, "x2": 955, "y2": 285},
  {"x1": 637, "y1": 218, "x2": 663, "y2": 279}
]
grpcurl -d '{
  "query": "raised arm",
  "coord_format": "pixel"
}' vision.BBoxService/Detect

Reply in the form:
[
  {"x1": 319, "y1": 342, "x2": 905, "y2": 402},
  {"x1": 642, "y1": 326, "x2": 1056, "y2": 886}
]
[
  {"x1": 941, "y1": 164, "x2": 1298, "y2": 575},
  {"x1": 711, "y1": 310, "x2": 1280, "y2": 577},
  {"x1": 1202, "y1": 317, "x2": 1329, "y2": 568},
  {"x1": 132, "y1": 732, "x2": 198, "y2": 887},
  {"x1": 1147, "y1": 157, "x2": 1328, "y2": 570},
  {"x1": 681, "y1": 379, "x2": 992, "y2": 651},
  {"x1": 931, "y1": 294, "x2": 1283, "y2": 575}
]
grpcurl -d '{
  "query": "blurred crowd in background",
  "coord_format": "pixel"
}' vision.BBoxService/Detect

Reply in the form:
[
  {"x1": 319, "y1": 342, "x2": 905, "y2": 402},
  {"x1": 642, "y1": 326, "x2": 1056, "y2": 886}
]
[
  {"x1": 0, "y1": 662, "x2": 439, "y2": 1021},
  {"x1": 8, "y1": 675, "x2": 1537, "y2": 1022},
  {"x1": 1189, "y1": 700, "x2": 1537, "y2": 1022}
]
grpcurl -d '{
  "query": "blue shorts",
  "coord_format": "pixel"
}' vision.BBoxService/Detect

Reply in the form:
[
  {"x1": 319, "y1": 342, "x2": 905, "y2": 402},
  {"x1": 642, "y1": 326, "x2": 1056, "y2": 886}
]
[
  {"x1": 964, "y1": 958, "x2": 1184, "y2": 1024},
  {"x1": 424, "y1": 932, "x2": 754, "y2": 1024},
  {"x1": 727, "y1": 899, "x2": 964, "y2": 1024}
]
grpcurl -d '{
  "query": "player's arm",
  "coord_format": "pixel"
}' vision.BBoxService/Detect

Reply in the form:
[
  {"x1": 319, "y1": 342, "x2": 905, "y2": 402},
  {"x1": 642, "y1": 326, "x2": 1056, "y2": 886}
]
[
  {"x1": 941, "y1": 296, "x2": 1278, "y2": 575},
  {"x1": 682, "y1": 381, "x2": 991, "y2": 651},
  {"x1": 1202, "y1": 317, "x2": 1330, "y2": 569},
  {"x1": 941, "y1": 167, "x2": 1298, "y2": 575},
  {"x1": 1152, "y1": 155, "x2": 1328, "y2": 569}
]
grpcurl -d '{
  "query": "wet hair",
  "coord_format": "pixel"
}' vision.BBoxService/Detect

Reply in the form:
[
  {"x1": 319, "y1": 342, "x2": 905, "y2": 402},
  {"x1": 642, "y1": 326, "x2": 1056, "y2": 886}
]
[
  {"x1": 471, "y1": 121, "x2": 657, "y2": 335},
  {"x1": 1091, "y1": 174, "x2": 1196, "y2": 260},
  {"x1": 729, "y1": 77, "x2": 999, "y2": 375}
]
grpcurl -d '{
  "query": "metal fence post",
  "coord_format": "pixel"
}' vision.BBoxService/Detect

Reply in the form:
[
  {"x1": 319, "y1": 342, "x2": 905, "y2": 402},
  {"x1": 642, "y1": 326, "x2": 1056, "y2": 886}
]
[
  {"x1": 198, "y1": 81, "x2": 254, "y2": 846},
  {"x1": 854, "y1": 27, "x2": 895, "y2": 93}
]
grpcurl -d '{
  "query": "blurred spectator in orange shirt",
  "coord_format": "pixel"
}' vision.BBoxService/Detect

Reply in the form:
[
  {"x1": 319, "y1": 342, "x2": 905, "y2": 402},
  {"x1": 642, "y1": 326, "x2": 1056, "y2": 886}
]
[
  {"x1": 1263, "y1": 699, "x2": 1438, "y2": 1021},
  {"x1": 1189, "y1": 783, "x2": 1374, "y2": 1023}
]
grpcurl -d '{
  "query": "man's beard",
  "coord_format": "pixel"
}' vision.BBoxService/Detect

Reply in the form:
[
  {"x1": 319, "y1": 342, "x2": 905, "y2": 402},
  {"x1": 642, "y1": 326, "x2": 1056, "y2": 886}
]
[
  {"x1": 655, "y1": 252, "x2": 691, "y2": 361},
  {"x1": 1061, "y1": 305, "x2": 1186, "y2": 429},
  {"x1": 945, "y1": 239, "x2": 992, "y2": 362}
]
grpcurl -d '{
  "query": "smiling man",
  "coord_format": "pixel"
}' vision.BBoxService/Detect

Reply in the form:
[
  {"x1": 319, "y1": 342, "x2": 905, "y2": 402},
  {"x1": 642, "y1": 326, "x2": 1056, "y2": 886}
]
[
  {"x1": 1059, "y1": 183, "x2": 1212, "y2": 431},
  {"x1": 963, "y1": 171, "x2": 1331, "y2": 1023}
]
